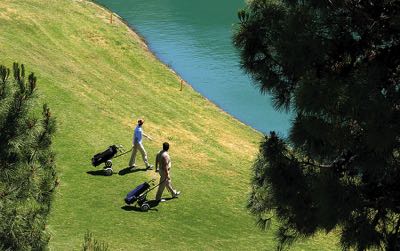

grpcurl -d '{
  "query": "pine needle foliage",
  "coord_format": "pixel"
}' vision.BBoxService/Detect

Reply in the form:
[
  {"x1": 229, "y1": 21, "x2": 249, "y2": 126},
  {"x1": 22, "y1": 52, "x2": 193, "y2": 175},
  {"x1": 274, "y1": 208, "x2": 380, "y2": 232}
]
[
  {"x1": 234, "y1": 1, "x2": 400, "y2": 250},
  {"x1": 0, "y1": 63, "x2": 57, "y2": 250}
]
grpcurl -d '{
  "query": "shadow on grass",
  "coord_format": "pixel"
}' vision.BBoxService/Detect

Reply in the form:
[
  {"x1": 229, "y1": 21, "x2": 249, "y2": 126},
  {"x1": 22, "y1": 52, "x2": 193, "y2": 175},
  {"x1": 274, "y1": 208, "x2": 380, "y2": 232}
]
[
  {"x1": 86, "y1": 170, "x2": 108, "y2": 176},
  {"x1": 121, "y1": 198, "x2": 176, "y2": 212},
  {"x1": 121, "y1": 200, "x2": 160, "y2": 212},
  {"x1": 118, "y1": 166, "x2": 147, "y2": 176}
]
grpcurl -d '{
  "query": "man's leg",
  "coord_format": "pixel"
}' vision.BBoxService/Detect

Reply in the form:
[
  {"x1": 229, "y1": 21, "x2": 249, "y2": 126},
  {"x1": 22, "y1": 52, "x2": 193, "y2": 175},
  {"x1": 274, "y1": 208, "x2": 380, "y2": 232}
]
[
  {"x1": 155, "y1": 176, "x2": 166, "y2": 201},
  {"x1": 165, "y1": 178, "x2": 180, "y2": 197},
  {"x1": 128, "y1": 144, "x2": 138, "y2": 167},
  {"x1": 165, "y1": 178, "x2": 175, "y2": 195},
  {"x1": 138, "y1": 143, "x2": 151, "y2": 168}
]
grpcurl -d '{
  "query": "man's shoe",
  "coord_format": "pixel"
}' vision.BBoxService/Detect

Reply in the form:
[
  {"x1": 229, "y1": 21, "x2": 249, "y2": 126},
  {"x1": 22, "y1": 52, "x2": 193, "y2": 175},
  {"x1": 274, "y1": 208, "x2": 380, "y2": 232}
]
[
  {"x1": 129, "y1": 165, "x2": 136, "y2": 170},
  {"x1": 173, "y1": 191, "x2": 181, "y2": 198},
  {"x1": 146, "y1": 164, "x2": 153, "y2": 170}
]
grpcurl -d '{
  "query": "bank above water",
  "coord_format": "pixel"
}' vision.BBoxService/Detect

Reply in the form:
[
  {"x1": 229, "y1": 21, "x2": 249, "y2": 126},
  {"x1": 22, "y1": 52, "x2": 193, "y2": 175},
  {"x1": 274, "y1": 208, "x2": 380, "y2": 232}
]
[{"x1": 95, "y1": 0, "x2": 292, "y2": 136}]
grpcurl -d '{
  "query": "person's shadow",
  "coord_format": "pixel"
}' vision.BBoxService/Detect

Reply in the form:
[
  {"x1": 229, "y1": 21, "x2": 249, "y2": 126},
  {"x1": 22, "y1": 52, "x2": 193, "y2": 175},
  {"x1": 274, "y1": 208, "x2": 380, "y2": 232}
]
[{"x1": 118, "y1": 166, "x2": 147, "y2": 176}]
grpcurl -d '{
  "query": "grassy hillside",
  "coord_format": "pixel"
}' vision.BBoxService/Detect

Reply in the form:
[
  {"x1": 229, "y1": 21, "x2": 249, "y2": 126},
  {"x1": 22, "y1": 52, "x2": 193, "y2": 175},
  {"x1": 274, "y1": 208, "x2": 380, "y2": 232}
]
[{"x1": 0, "y1": 0, "x2": 339, "y2": 250}]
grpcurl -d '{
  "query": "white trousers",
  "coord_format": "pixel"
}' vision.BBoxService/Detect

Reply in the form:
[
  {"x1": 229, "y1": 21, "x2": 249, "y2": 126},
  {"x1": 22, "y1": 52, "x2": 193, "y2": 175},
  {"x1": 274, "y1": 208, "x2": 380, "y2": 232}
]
[
  {"x1": 156, "y1": 171, "x2": 176, "y2": 200},
  {"x1": 128, "y1": 142, "x2": 149, "y2": 167}
]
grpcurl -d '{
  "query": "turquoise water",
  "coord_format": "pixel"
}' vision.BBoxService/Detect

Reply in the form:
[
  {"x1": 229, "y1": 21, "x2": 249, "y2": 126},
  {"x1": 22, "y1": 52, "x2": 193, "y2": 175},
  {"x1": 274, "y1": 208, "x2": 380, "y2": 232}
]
[{"x1": 96, "y1": 0, "x2": 291, "y2": 135}]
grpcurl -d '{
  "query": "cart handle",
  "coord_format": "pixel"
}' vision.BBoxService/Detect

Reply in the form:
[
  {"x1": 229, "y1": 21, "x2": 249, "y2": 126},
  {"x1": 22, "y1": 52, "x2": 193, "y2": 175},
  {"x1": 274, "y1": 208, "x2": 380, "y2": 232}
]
[
  {"x1": 144, "y1": 178, "x2": 167, "y2": 194},
  {"x1": 114, "y1": 146, "x2": 133, "y2": 158}
]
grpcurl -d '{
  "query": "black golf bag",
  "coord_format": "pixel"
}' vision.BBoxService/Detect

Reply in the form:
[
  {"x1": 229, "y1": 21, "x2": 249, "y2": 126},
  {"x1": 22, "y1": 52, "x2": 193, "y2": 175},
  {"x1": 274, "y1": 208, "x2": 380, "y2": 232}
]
[
  {"x1": 91, "y1": 145, "x2": 122, "y2": 176},
  {"x1": 92, "y1": 145, "x2": 118, "y2": 167}
]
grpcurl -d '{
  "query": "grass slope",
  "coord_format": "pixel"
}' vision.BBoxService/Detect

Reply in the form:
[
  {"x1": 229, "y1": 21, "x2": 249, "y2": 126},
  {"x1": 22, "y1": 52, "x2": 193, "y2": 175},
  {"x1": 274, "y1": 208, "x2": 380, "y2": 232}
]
[{"x1": 0, "y1": 0, "x2": 339, "y2": 250}]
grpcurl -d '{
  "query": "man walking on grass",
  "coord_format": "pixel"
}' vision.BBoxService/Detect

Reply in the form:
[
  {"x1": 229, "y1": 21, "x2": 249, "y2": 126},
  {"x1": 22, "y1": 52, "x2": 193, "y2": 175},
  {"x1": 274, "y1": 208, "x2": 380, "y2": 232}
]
[
  {"x1": 155, "y1": 142, "x2": 180, "y2": 202},
  {"x1": 128, "y1": 119, "x2": 153, "y2": 170}
]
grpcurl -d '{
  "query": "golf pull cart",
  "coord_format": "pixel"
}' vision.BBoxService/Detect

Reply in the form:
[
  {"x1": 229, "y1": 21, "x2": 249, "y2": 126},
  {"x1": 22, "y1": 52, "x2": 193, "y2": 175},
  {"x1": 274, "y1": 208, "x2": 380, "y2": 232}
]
[
  {"x1": 125, "y1": 179, "x2": 164, "y2": 212},
  {"x1": 91, "y1": 145, "x2": 131, "y2": 176}
]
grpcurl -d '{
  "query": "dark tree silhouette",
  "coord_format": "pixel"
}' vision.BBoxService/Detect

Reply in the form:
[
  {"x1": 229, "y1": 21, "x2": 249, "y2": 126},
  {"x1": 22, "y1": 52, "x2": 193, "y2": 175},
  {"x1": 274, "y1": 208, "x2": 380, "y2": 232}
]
[
  {"x1": 234, "y1": 1, "x2": 400, "y2": 250},
  {"x1": 0, "y1": 63, "x2": 57, "y2": 250}
]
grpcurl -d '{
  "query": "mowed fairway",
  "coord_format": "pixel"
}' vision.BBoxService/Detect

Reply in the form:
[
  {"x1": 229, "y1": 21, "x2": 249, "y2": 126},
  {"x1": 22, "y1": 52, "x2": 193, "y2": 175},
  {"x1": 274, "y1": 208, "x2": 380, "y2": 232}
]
[{"x1": 0, "y1": 0, "x2": 339, "y2": 250}]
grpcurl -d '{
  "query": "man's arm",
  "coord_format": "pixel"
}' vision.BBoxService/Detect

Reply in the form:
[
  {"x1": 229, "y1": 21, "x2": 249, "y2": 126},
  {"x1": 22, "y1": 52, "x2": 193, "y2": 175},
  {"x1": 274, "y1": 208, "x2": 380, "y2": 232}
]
[
  {"x1": 143, "y1": 133, "x2": 153, "y2": 141},
  {"x1": 155, "y1": 152, "x2": 160, "y2": 171}
]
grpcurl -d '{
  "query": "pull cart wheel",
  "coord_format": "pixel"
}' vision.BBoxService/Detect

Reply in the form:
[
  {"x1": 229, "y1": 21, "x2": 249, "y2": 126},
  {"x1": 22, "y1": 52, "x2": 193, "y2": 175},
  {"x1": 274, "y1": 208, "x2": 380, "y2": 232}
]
[
  {"x1": 104, "y1": 167, "x2": 113, "y2": 176},
  {"x1": 104, "y1": 160, "x2": 113, "y2": 176},
  {"x1": 140, "y1": 203, "x2": 150, "y2": 212},
  {"x1": 105, "y1": 160, "x2": 113, "y2": 168}
]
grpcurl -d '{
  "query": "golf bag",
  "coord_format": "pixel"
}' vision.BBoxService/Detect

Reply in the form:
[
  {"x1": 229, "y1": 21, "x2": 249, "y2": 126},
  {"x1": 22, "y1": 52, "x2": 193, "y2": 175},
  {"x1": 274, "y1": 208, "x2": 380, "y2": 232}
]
[
  {"x1": 91, "y1": 145, "x2": 128, "y2": 176},
  {"x1": 125, "y1": 182, "x2": 151, "y2": 205},
  {"x1": 91, "y1": 145, "x2": 118, "y2": 167},
  {"x1": 124, "y1": 179, "x2": 164, "y2": 212}
]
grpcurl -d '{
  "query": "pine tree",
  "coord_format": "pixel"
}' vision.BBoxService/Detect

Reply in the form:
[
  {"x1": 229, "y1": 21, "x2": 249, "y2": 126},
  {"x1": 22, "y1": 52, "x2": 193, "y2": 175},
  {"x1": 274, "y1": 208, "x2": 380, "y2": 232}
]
[
  {"x1": 0, "y1": 63, "x2": 57, "y2": 250},
  {"x1": 233, "y1": 1, "x2": 400, "y2": 250}
]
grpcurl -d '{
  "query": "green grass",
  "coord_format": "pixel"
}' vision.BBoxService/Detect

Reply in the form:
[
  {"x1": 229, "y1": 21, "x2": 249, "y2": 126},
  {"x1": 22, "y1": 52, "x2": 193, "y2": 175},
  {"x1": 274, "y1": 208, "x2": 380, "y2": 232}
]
[{"x1": 0, "y1": 0, "x2": 339, "y2": 250}]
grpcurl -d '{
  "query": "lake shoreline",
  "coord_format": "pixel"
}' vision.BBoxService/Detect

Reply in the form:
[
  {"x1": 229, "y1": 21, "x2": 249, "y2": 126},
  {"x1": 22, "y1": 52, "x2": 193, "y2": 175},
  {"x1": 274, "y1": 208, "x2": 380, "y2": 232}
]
[{"x1": 89, "y1": 0, "x2": 262, "y2": 135}]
